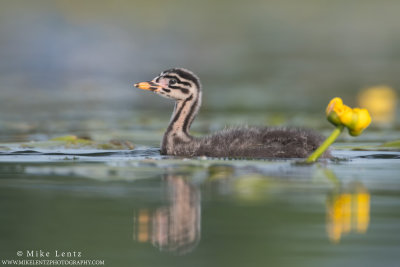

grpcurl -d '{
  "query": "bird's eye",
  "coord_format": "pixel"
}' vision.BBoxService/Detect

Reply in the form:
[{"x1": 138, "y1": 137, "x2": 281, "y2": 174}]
[{"x1": 169, "y1": 79, "x2": 177, "y2": 85}]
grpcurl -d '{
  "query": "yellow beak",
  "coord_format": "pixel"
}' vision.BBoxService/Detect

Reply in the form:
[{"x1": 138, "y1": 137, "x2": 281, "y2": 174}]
[{"x1": 134, "y1": 81, "x2": 161, "y2": 92}]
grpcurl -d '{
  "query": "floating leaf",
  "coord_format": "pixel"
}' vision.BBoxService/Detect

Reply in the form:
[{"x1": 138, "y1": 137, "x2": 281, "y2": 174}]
[
  {"x1": 380, "y1": 140, "x2": 400, "y2": 148},
  {"x1": 17, "y1": 136, "x2": 135, "y2": 150},
  {"x1": 50, "y1": 135, "x2": 80, "y2": 142}
]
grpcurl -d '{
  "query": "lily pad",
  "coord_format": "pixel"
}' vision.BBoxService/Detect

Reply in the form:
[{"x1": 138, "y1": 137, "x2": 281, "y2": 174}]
[
  {"x1": 50, "y1": 135, "x2": 93, "y2": 145},
  {"x1": 17, "y1": 135, "x2": 135, "y2": 150},
  {"x1": 380, "y1": 140, "x2": 400, "y2": 148},
  {"x1": 0, "y1": 146, "x2": 11, "y2": 151}
]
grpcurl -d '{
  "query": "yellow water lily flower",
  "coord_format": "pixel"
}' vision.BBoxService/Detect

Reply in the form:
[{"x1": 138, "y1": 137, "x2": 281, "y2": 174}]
[
  {"x1": 325, "y1": 97, "x2": 371, "y2": 135},
  {"x1": 306, "y1": 97, "x2": 372, "y2": 163},
  {"x1": 326, "y1": 97, "x2": 352, "y2": 126},
  {"x1": 346, "y1": 108, "x2": 372, "y2": 136},
  {"x1": 358, "y1": 85, "x2": 397, "y2": 123}
]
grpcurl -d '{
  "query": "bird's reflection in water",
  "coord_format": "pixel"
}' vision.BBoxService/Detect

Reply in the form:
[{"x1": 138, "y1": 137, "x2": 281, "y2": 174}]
[
  {"x1": 326, "y1": 182, "x2": 370, "y2": 243},
  {"x1": 134, "y1": 174, "x2": 201, "y2": 254}
]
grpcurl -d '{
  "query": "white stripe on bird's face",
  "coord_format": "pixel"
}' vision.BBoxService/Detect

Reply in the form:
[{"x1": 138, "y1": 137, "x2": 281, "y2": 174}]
[{"x1": 151, "y1": 73, "x2": 196, "y2": 101}]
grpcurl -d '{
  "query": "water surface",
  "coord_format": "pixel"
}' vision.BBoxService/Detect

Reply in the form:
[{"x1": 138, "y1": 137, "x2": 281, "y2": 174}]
[{"x1": 1, "y1": 143, "x2": 399, "y2": 266}]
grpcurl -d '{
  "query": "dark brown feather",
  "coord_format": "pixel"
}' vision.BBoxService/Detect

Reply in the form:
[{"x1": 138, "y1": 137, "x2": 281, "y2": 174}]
[{"x1": 162, "y1": 126, "x2": 330, "y2": 159}]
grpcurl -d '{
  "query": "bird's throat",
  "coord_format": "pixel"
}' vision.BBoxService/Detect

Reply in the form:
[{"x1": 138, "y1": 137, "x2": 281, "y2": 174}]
[{"x1": 161, "y1": 93, "x2": 201, "y2": 154}]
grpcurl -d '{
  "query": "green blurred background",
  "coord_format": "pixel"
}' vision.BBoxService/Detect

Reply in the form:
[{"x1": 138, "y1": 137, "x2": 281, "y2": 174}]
[{"x1": 1, "y1": 0, "x2": 399, "y2": 113}]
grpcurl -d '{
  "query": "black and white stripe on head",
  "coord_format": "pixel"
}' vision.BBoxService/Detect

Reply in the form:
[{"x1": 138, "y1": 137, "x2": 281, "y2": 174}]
[{"x1": 160, "y1": 68, "x2": 201, "y2": 90}]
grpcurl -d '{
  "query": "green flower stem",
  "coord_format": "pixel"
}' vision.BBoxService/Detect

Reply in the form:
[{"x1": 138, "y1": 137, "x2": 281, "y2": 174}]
[{"x1": 306, "y1": 124, "x2": 344, "y2": 163}]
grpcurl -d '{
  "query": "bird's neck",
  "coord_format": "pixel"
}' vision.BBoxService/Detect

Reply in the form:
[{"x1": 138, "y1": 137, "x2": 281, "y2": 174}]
[{"x1": 161, "y1": 92, "x2": 202, "y2": 154}]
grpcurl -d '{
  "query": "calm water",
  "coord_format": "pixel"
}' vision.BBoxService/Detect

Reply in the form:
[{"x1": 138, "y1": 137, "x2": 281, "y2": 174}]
[{"x1": 0, "y1": 145, "x2": 399, "y2": 267}]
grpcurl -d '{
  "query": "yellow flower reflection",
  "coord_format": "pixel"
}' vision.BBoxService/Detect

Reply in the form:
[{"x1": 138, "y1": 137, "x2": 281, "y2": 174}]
[
  {"x1": 326, "y1": 184, "x2": 370, "y2": 243},
  {"x1": 326, "y1": 97, "x2": 371, "y2": 136}
]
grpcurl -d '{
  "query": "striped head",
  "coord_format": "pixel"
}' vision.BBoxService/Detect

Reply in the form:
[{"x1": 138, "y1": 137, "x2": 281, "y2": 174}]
[{"x1": 134, "y1": 68, "x2": 201, "y2": 101}]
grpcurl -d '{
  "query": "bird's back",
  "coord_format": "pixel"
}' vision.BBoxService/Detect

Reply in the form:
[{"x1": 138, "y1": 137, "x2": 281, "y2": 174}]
[{"x1": 172, "y1": 126, "x2": 328, "y2": 158}]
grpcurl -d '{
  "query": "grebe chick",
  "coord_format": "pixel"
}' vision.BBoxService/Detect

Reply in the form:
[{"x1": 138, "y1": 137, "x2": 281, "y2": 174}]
[{"x1": 134, "y1": 68, "x2": 329, "y2": 159}]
